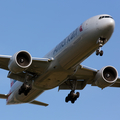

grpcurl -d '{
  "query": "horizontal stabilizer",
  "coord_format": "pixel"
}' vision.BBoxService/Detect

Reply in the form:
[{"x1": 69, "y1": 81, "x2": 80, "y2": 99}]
[
  {"x1": 0, "y1": 94, "x2": 8, "y2": 99},
  {"x1": 29, "y1": 100, "x2": 48, "y2": 107}
]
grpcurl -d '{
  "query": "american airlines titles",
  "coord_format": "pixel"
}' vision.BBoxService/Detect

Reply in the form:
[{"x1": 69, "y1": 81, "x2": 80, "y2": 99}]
[{"x1": 53, "y1": 28, "x2": 79, "y2": 55}]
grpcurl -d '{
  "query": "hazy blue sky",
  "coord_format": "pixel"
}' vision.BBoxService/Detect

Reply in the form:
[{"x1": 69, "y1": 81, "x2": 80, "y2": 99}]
[{"x1": 0, "y1": 1, "x2": 120, "y2": 120}]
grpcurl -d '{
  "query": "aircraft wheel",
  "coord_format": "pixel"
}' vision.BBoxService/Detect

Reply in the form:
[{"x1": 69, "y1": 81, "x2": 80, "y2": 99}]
[
  {"x1": 18, "y1": 88, "x2": 22, "y2": 95},
  {"x1": 71, "y1": 99, "x2": 75, "y2": 104},
  {"x1": 76, "y1": 92, "x2": 80, "y2": 98},
  {"x1": 96, "y1": 50, "x2": 99, "y2": 55},
  {"x1": 24, "y1": 91, "x2": 28, "y2": 96},
  {"x1": 70, "y1": 91, "x2": 74, "y2": 97},
  {"x1": 65, "y1": 91, "x2": 80, "y2": 104},
  {"x1": 100, "y1": 50, "x2": 103, "y2": 56},
  {"x1": 21, "y1": 83, "x2": 26, "y2": 91},
  {"x1": 65, "y1": 96, "x2": 69, "y2": 103},
  {"x1": 24, "y1": 88, "x2": 30, "y2": 96}
]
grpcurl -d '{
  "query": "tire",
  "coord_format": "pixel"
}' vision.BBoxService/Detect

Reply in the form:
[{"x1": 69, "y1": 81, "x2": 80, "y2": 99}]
[
  {"x1": 21, "y1": 84, "x2": 26, "y2": 91},
  {"x1": 65, "y1": 97, "x2": 69, "y2": 102},
  {"x1": 100, "y1": 50, "x2": 103, "y2": 56},
  {"x1": 71, "y1": 99, "x2": 75, "y2": 104},
  {"x1": 96, "y1": 50, "x2": 99, "y2": 55},
  {"x1": 70, "y1": 91, "x2": 74, "y2": 97},
  {"x1": 24, "y1": 91, "x2": 28, "y2": 96},
  {"x1": 76, "y1": 92, "x2": 80, "y2": 98},
  {"x1": 18, "y1": 89, "x2": 22, "y2": 95}
]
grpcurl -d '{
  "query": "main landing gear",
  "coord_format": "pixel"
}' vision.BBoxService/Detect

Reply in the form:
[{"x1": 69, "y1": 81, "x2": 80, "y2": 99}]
[
  {"x1": 96, "y1": 37, "x2": 106, "y2": 56},
  {"x1": 65, "y1": 90, "x2": 80, "y2": 103},
  {"x1": 18, "y1": 82, "x2": 32, "y2": 96},
  {"x1": 65, "y1": 80, "x2": 80, "y2": 104},
  {"x1": 18, "y1": 73, "x2": 34, "y2": 96}
]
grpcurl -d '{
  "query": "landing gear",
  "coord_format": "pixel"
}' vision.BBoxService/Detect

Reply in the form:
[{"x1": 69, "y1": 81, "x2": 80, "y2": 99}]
[
  {"x1": 65, "y1": 91, "x2": 80, "y2": 103},
  {"x1": 18, "y1": 73, "x2": 34, "y2": 96},
  {"x1": 96, "y1": 49, "x2": 103, "y2": 56},
  {"x1": 65, "y1": 80, "x2": 80, "y2": 104},
  {"x1": 18, "y1": 83, "x2": 32, "y2": 96},
  {"x1": 96, "y1": 37, "x2": 106, "y2": 56}
]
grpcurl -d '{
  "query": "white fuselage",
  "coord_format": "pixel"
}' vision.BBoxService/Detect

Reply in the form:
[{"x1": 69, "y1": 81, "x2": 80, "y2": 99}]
[{"x1": 7, "y1": 14, "x2": 115, "y2": 105}]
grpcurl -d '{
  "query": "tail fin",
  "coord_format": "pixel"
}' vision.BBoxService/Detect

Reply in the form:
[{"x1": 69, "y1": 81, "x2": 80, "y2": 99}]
[{"x1": 10, "y1": 79, "x2": 16, "y2": 88}]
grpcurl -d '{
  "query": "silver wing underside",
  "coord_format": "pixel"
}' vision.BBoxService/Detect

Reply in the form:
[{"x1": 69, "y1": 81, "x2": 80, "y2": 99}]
[
  {"x1": 59, "y1": 65, "x2": 120, "y2": 90},
  {"x1": 0, "y1": 55, "x2": 120, "y2": 90},
  {"x1": 0, "y1": 55, "x2": 52, "y2": 82}
]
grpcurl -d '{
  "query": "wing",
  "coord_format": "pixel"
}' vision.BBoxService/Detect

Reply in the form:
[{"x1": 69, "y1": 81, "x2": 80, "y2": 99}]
[
  {"x1": 0, "y1": 55, "x2": 11, "y2": 70},
  {"x1": 59, "y1": 65, "x2": 120, "y2": 90},
  {"x1": 29, "y1": 100, "x2": 48, "y2": 106},
  {"x1": 0, "y1": 55, "x2": 52, "y2": 82},
  {"x1": 59, "y1": 65, "x2": 97, "y2": 90},
  {"x1": 0, "y1": 93, "x2": 48, "y2": 106},
  {"x1": 0, "y1": 94, "x2": 8, "y2": 99},
  {"x1": 110, "y1": 77, "x2": 120, "y2": 87}
]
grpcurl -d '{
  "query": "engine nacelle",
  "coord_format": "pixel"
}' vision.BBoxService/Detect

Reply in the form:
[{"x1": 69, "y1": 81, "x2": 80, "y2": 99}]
[
  {"x1": 8, "y1": 51, "x2": 32, "y2": 73},
  {"x1": 94, "y1": 66, "x2": 118, "y2": 89}
]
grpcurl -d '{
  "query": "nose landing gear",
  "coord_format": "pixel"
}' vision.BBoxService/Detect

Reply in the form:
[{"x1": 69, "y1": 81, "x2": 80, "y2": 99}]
[
  {"x1": 96, "y1": 49, "x2": 103, "y2": 56},
  {"x1": 96, "y1": 37, "x2": 106, "y2": 56}
]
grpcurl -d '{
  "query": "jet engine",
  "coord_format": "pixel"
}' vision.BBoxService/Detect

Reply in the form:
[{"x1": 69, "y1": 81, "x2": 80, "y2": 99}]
[
  {"x1": 8, "y1": 51, "x2": 32, "y2": 73},
  {"x1": 94, "y1": 66, "x2": 118, "y2": 89}
]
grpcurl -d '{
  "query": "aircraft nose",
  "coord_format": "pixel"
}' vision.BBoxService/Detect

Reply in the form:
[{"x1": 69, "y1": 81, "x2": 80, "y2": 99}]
[
  {"x1": 98, "y1": 18, "x2": 115, "y2": 32},
  {"x1": 106, "y1": 18, "x2": 115, "y2": 30}
]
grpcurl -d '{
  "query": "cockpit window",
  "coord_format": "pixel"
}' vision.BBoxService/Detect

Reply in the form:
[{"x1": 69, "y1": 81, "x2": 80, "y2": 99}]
[{"x1": 99, "y1": 16, "x2": 113, "y2": 19}]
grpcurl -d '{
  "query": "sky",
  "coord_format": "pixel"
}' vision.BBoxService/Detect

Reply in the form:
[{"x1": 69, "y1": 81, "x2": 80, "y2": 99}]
[{"x1": 0, "y1": 0, "x2": 120, "y2": 120}]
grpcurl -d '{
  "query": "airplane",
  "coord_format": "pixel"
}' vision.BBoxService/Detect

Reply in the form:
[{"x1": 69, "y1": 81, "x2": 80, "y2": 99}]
[{"x1": 0, "y1": 14, "x2": 119, "y2": 106}]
